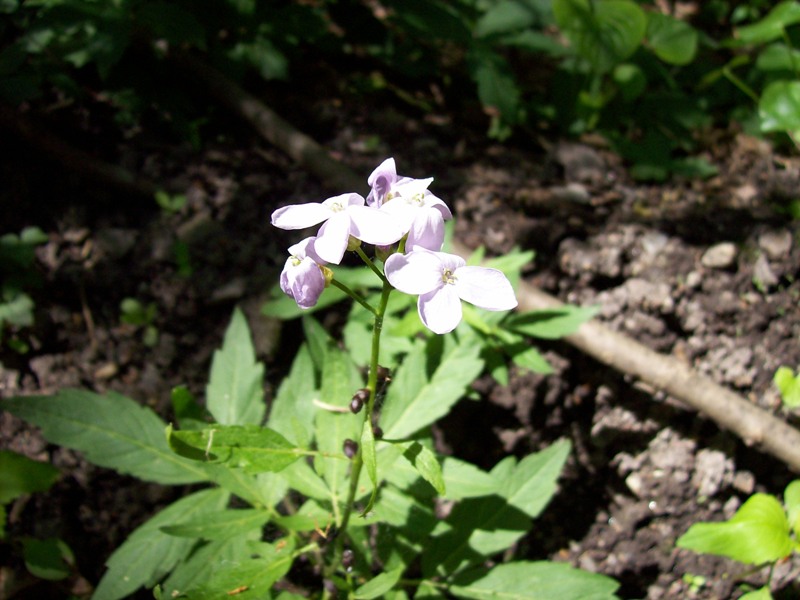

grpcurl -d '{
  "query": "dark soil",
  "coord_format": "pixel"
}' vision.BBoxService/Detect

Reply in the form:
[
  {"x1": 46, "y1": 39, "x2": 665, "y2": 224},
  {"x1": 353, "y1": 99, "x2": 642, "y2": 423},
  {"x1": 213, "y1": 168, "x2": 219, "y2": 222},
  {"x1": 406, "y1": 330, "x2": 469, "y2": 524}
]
[{"x1": 2, "y1": 81, "x2": 800, "y2": 599}]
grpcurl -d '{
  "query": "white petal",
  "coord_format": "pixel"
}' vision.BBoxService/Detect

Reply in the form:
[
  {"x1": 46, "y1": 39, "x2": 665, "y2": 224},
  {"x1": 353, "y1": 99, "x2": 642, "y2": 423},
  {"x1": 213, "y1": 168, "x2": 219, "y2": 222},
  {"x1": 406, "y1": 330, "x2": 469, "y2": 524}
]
[
  {"x1": 418, "y1": 286, "x2": 462, "y2": 334},
  {"x1": 407, "y1": 208, "x2": 445, "y2": 251},
  {"x1": 271, "y1": 203, "x2": 331, "y2": 230},
  {"x1": 425, "y1": 194, "x2": 453, "y2": 219},
  {"x1": 347, "y1": 205, "x2": 404, "y2": 245},
  {"x1": 378, "y1": 200, "x2": 416, "y2": 233},
  {"x1": 453, "y1": 266, "x2": 518, "y2": 311},
  {"x1": 368, "y1": 157, "x2": 396, "y2": 186},
  {"x1": 385, "y1": 250, "x2": 443, "y2": 295},
  {"x1": 313, "y1": 212, "x2": 351, "y2": 264},
  {"x1": 322, "y1": 192, "x2": 365, "y2": 210}
]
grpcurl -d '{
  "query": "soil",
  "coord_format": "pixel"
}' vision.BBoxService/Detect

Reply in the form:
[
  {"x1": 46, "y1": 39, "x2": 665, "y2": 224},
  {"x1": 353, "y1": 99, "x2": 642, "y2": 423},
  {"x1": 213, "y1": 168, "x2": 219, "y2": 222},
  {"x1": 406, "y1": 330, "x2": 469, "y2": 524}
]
[{"x1": 2, "y1": 76, "x2": 800, "y2": 600}]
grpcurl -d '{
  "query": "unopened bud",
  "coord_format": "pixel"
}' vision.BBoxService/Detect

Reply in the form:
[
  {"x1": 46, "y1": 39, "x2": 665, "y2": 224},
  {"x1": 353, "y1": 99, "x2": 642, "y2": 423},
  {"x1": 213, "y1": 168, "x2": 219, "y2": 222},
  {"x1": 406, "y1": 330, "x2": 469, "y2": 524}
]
[
  {"x1": 375, "y1": 365, "x2": 391, "y2": 383},
  {"x1": 320, "y1": 264, "x2": 334, "y2": 286},
  {"x1": 375, "y1": 244, "x2": 395, "y2": 263},
  {"x1": 346, "y1": 235, "x2": 362, "y2": 252},
  {"x1": 372, "y1": 425, "x2": 383, "y2": 439},
  {"x1": 342, "y1": 548, "x2": 355, "y2": 571},
  {"x1": 343, "y1": 439, "x2": 359, "y2": 459},
  {"x1": 350, "y1": 388, "x2": 369, "y2": 413}
]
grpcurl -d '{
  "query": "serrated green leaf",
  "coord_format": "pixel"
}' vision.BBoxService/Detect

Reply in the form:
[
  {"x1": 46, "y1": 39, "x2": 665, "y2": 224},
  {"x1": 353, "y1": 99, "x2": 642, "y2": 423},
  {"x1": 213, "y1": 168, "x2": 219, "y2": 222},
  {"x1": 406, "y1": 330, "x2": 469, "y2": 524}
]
[
  {"x1": 398, "y1": 441, "x2": 445, "y2": 496},
  {"x1": 382, "y1": 340, "x2": 484, "y2": 440},
  {"x1": 354, "y1": 566, "x2": 404, "y2": 599},
  {"x1": 3, "y1": 390, "x2": 208, "y2": 485},
  {"x1": 93, "y1": 489, "x2": 229, "y2": 600},
  {"x1": 206, "y1": 308, "x2": 265, "y2": 426},
  {"x1": 161, "y1": 509, "x2": 271, "y2": 540},
  {"x1": 646, "y1": 12, "x2": 697, "y2": 65},
  {"x1": 676, "y1": 493, "x2": 793, "y2": 565},
  {"x1": 168, "y1": 425, "x2": 303, "y2": 474},
  {"x1": 736, "y1": 1, "x2": 800, "y2": 45},
  {"x1": 162, "y1": 536, "x2": 252, "y2": 598},
  {"x1": 505, "y1": 305, "x2": 598, "y2": 339},
  {"x1": 181, "y1": 538, "x2": 296, "y2": 600},
  {"x1": 553, "y1": 0, "x2": 646, "y2": 73},
  {"x1": 441, "y1": 458, "x2": 498, "y2": 500},
  {"x1": 450, "y1": 561, "x2": 619, "y2": 599},
  {"x1": 759, "y1": 79, "x2": 800, "y2": 133},
  {"x1": 0, "y1": 450, "x2": 59, "y2": 503},
  {"x1": 774, "y1": 366, "x2": 800, "y2": 408}
]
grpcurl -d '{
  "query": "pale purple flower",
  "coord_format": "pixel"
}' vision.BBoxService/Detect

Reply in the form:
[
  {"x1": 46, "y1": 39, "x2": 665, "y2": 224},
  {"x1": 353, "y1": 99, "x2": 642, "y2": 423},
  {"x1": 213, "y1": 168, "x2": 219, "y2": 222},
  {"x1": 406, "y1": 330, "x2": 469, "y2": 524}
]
[
  {"x1": 280, "y1": 237, "x2": 327, "y2": 309},
  {"x1": 385, "y1": 247, "x2": 517, "y2": 334},
  {"x1": 271, "y1": 193, "x2": 403, "y2": 265},
  {"x1": 379, "y1": 177, "x2": 452, "y2": 251},
  {"x1": 366, "y1": 157, "x2": 399, "y2": 207}
]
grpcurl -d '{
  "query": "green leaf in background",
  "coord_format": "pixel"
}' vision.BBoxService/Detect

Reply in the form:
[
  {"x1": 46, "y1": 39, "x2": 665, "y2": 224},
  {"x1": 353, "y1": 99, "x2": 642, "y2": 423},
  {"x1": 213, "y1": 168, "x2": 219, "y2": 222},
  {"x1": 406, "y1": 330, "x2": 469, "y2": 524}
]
[
  {"x1": 397, "y1": 441, "x2": 446, "y2": 496},
  {"x1": 676, "y1": 493, "x2": 793, "y2": 565},
  {"x1": 774, "y1": 366, "x2": 800, "y2": 408},
  {"x1": 782, "y1": 480, "x2": 800, "y2": 536},
  {"x1": 736, "y1": 1, "x2": 800, "y2": 45},
  {"x1": 381, "y1": 339, "x2": 484, "y2": 439},
  {"x1": 0, "y1": 450, "x2": 59, "y2": 503},
  {"x1": 441, "y1": 457, "x2": 498, "y2": 500},
  {"x1": 450, "y1": 560, "x2": 620, "y2": 599},
  {"x1": 354, "y1": 565, "x2": 404, "y2": 599},
  {"x1": 759, "y1": 80, "x2": 800, "y2": 134},
  {"x1": 0, "y1": 289, "x2": 35, "y2": 328},
  {"x1": 93, "y1": 489, "x2": 230, "y2": 600},
  {"x1": 468, "y1": 45, "x2": 521, "y2": 132},
  {"x1": 504, "y1": 305, "x2": 598, "y2": 339},
  {"x1": 646, "y1": 12, "x2": 698, "y2": 66},
  {"x1": 3, "y1": 390, "x2": 208, "y2": 485},
  {"x1": 161, "y1": 508, "x2": 271, "y2": 541},
  {"x1": 613, "y1": 63, "x2": 646, "y2": 102},
  {"x1": 756, "y1": 43, "x2": 800, "y2": 72},
  {"x1": 474, "y1": 0, "x2": 544, "y2": 38},
  {"x1": 738, "y1": 587, "x2": 774, "y2": 600},
  {"x1": 206, "y1": 308, "x2": 266, "y2": 426},
  {"x1": 168, "y1": 425, "x2": 303, "y2": 474},
  {"x1": 22, "y1": 537, "x2": 73, "y2": 581},
  {"x1": 137, "y1": 2, "x2": 207, "y2": 50},
  {"x1": 553, "y1": 0, "x2": 646, "y2": 73}
]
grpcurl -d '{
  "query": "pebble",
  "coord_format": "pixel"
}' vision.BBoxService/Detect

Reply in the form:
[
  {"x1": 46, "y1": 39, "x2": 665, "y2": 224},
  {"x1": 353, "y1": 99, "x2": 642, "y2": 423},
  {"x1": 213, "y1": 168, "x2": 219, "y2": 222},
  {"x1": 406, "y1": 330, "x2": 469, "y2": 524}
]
[
  {"x1": 758, "y1": 230, "x2": 793, "y2": 260},
  {"x1": 753, "y1": 254, "x2": 779, "y2": 288},
  {"x1": 701, "y1": 242, "x2": 737, "y2": 269}
]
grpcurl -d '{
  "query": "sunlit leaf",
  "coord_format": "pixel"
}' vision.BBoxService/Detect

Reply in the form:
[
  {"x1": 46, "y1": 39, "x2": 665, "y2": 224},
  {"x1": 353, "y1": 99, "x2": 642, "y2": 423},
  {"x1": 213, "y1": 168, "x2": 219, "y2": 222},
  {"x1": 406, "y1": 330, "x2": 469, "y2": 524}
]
[
  {"x1": 774, "y1": 366, "x2": 800, "y2": 408},
  {"x1": 206, "y1": 308, "x2": 266, "y2": 426},
  {"x1": 736, "y1": 1, "x2": 800, "y2": 45},
  {"x1": 161, "y1": 509, "x2": 271, "y2": 541},
  {"x1": 676, "y1": 493, "x2": 793, "y2": 565},
  {"x1": 450, "y1": 560, "x2": 619, "y2": 599},
  {"x1": 354, "y1": 566, "x2": 404, "y2": 599},
  {"x1": 3, "y1": 390, "x2": 208, "y2": 485},
  {"x1": 504, "y1": 305, "x2": 598, "y2": 339}
]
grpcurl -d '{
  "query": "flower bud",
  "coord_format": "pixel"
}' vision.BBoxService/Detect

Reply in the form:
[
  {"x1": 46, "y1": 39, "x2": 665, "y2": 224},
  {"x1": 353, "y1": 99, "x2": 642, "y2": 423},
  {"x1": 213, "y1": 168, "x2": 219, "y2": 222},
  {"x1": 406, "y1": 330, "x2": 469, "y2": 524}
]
[
  {"x1": 375, "y1": 365, "x2": 391, "y2": 383},
  {"x1": 320, "y1": 264, "x2": 334, "y2": 287},
  {"x1": 342, "y1": 548, "x2": 355, "y2": 571},
  {"x1": 350, "y1": 397, "x2": 363, "y2": 414},
  {"x1": 346, "y1": 235, "x2": 362, "y2": 252},
  {"x1": 372, "y1": 425, "x2": 383, "y2": 439},
  {"x1": 343, "y1": 439, "x2": 359, "y2": 459},
  {"x1": 375, "y1": 244, "x2": 395, "y2": 263}
]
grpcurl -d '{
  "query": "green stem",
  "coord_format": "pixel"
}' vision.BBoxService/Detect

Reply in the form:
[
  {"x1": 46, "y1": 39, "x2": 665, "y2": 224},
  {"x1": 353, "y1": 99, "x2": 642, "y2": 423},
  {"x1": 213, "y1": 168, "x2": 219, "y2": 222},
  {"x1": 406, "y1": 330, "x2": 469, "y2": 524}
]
[
  {"x1": 330, "y1": 278, "x2": 377, "y2": 316},
  {"x1": 354, "y1": 245, "x2": 386, "y2": 281},
  {"x1": 721, "y1": 66, "x2": 760, "y2": 104},
  {"x1": 327, "y1": 278, "x2": 393, "y2": 580}
]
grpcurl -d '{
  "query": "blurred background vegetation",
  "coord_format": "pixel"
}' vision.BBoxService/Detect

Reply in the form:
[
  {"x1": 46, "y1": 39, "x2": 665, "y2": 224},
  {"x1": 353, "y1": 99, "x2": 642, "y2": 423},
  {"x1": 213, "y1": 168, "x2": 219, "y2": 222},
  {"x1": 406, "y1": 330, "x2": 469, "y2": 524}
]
[{"x1": 2, "y1": 0, "x2": 800, "y2": 182}]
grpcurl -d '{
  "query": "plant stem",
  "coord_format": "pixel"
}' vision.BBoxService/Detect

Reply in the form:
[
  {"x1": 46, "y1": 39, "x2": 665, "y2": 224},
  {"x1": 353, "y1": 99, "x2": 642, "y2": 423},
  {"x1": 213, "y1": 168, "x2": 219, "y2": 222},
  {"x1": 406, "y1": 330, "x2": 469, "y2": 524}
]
[
  {"x1": 355, "y1": 245, "x2": 386, "y2": 281},
  {"x1": 721, "y1": 66, "x2": 760, "y2": 104},
  {"x1": 330, "y1": 278, "x2": 377, "y2": 315},
  {"x1": 327, "y1": 278, "x2": 393, "y2": 579}
]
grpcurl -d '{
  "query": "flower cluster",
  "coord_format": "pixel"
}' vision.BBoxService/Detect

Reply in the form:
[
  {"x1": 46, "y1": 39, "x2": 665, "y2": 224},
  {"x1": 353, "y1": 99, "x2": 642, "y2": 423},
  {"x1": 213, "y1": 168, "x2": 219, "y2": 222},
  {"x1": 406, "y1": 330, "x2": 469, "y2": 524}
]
[{"x1": 271, "y1": 158, "x2": 517, "y2": 334}]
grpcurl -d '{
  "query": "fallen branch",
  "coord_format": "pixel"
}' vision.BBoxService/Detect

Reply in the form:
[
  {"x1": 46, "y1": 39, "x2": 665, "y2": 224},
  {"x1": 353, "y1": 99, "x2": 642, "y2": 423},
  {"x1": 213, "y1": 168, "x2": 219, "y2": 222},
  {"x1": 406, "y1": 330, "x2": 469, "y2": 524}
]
[{"x1": 175, "y1": 53, "x2": 800, "y2": 472}]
